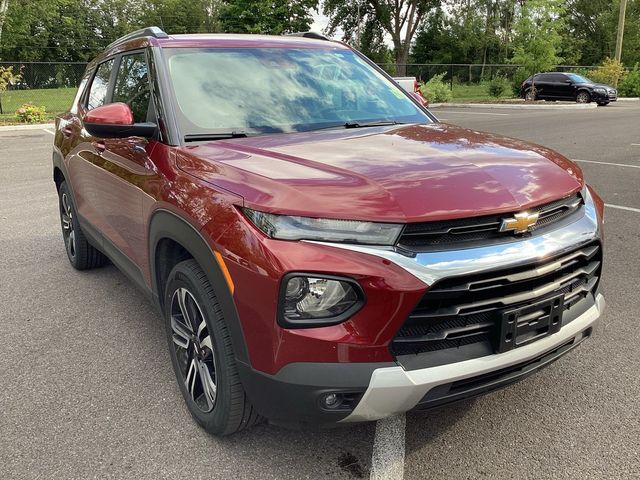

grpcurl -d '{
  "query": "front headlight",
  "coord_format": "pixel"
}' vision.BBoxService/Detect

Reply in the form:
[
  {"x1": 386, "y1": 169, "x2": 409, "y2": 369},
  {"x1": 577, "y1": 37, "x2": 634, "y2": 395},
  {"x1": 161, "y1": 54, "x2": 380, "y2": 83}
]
[
  {"x1": 278, "y1": 274, "x2": 364, "y2": 327},
  {"x1": 243, "y1": 208, "x2": 403, "y2": 245},
  {"x1": 594, "y1": 87, "x2": 606, "y2": 94}
]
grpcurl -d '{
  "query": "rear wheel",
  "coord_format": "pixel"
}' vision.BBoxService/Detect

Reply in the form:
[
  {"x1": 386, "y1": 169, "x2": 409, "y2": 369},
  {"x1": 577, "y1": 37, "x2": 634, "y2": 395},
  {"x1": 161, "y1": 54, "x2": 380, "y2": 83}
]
[
  {"x1": 164, "y1": 259, "x2": 262, "y2": 436},
  {"x1": 58, "y1": 181, "x2": 107, "y2": 270},
  {"x1": 576, "y1": 91, "x2": 591, "y2": 103}
]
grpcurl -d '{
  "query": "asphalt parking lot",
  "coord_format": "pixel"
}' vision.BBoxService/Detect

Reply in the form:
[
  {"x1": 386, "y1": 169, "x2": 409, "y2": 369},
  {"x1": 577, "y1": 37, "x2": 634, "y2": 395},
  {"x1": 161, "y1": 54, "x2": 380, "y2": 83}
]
[{"x1": 1, "y1": 102, "x2": 639, "y2": 480}]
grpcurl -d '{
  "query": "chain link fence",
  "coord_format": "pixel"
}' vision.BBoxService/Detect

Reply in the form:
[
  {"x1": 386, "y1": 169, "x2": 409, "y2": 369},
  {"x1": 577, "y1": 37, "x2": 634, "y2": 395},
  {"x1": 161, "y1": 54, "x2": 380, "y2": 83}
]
[
  {"x1": 0, "y1": 61, "x2": 602, "y2": 118},
  {"x1": 0, "y1": 62, "x2": 87, "y2": 116}
]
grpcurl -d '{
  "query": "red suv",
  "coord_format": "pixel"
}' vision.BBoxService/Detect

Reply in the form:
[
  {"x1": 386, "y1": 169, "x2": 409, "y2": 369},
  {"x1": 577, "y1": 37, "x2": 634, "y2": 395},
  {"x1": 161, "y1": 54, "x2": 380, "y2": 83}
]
[{"x1": 53, "y1": 27, "x2": 606, "y2": 435}]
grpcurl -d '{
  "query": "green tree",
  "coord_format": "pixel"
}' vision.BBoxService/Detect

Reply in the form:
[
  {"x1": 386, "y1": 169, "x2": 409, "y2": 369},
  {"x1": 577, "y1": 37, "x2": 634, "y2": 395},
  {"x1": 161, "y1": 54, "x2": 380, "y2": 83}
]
[
  {"x1": 324, "y1": 0, "x2": 441, "y2": 75},
  {"x1": 218, "y1": 0, "x2": 317, "y2": 35},
  {"x1": 509, "y1": 0, "x2": 565, "y2": 85}
]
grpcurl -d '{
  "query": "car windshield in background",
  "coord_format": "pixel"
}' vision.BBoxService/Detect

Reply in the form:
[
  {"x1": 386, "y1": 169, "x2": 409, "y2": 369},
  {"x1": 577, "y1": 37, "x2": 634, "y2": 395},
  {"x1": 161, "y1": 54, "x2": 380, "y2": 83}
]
[
  {"x1": 568, "y1": 74, "x2": 592, "y2": 84},
  {"x1": 163, "y1": 47, "x2": 430, "y2": 137}
]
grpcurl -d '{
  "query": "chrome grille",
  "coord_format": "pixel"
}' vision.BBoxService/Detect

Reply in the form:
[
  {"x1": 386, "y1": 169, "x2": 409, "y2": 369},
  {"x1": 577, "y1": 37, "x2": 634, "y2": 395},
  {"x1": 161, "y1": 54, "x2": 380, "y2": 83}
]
[
  {"x1": 391, "y1": 242, "x2": 601, "y2": 358},
  {"x1": 397, "y1": 192, "x2": 583, "y2": 252}
]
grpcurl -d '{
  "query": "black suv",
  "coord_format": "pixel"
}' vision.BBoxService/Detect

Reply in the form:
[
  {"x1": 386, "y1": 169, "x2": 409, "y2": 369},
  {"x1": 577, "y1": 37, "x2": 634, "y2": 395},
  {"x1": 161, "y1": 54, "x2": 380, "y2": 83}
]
[{"x1": 521, "y1": 72, "x2": 617, "y2": 106}]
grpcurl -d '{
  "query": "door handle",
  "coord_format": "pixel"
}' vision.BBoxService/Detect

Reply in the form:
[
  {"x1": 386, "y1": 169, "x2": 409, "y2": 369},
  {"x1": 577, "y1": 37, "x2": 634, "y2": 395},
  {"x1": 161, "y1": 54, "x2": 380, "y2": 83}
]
[{"x1": 92, "y1": 141, "x2": 106, "y2": 154}]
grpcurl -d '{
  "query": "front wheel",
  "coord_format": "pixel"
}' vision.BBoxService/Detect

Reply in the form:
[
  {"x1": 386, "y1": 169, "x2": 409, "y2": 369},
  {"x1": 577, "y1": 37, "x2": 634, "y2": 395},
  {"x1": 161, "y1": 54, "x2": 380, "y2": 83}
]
[
  {"x1": 576, "y1": 91, "x2": 591, "y2": 103},
  {"x1": 597, "y1": 101, "x2": 609, "y2": 106},
  {"x1": 164, "y1": 259, "x2": 262, "y2": 436},
  {"x1": 524, "y1": 88, "x2": 537, "y2": 101}
]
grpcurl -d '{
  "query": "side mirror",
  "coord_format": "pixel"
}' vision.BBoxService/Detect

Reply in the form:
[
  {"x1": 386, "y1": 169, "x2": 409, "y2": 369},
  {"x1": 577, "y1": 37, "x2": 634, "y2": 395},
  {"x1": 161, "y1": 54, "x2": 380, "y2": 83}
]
[
  {"x1": 84, "y1": 102, "x2": 156, "y2": 138},
  {"x1": 410, "y1": 91, "x2": 429, "y2": 107}
]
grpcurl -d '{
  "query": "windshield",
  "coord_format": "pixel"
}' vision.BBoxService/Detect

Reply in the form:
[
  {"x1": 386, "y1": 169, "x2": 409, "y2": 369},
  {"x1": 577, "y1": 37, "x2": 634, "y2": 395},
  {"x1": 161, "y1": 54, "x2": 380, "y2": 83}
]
[
  {"x1": 567, "y1": 73, "x2": 592, "y2": 84},
  {"x1": 163, "y1": 47, "x2": 430, "y2": 137}
]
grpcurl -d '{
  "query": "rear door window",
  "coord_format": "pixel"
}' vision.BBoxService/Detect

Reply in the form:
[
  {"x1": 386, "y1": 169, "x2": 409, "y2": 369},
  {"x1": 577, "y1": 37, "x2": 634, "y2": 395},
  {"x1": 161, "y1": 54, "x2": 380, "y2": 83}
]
[
  {"x1": 112, "y1": 52, "x2": 151, "y2": 123},
  {"x1": 87, "y1": 59, "x2": 114, "y2": 110}
]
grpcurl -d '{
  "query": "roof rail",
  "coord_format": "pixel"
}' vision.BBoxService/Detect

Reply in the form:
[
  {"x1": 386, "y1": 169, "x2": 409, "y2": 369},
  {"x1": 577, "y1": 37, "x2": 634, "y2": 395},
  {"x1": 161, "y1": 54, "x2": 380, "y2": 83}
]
[
  {"x1": 286, "y1": 32, "x2": 330, "y2": 41},
  {"x1": 105, "y1": 26, "x2": 168, "y2": 50}
]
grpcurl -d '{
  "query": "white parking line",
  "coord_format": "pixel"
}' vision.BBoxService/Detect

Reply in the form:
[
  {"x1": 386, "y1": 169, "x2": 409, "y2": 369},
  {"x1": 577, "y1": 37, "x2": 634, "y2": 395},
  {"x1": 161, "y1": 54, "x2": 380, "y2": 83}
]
[
  {"x1": 573, "y1": 159, "x2": 640, "y2": 169},
  {"x1": 605, "y1": 203, "x2": 640, "y2": 214},
  {"x1": 631, "y1": 144, "x2": 640, "y2": 146},
  {"x1": 42, "y1": 129, "x2": 55, "y2": 135},
  {"x1": 370, "y1": 414, "x2": 406, "y2": 480},
  {"x1": 433, "y1": 110, "x2": 509, "y2": 116}
]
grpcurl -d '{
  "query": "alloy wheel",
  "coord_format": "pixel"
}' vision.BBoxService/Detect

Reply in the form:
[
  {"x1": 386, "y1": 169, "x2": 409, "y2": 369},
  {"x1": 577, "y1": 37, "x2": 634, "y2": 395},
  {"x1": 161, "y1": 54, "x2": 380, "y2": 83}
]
[
  {"x1": 576, "y1": 92, "x2": 590, "y2": 103},
  {"x1": 61, "y1": 193, "x2": 76, "y2": 259},
  {"x1": 170, "y1": 287, "x2": 217, "y2": 413}
]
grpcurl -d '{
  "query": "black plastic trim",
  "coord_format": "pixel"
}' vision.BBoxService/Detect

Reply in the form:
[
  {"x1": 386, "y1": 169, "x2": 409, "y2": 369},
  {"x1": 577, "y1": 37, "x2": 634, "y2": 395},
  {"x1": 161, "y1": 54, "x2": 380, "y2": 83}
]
[
  {"x1": 414, "y1": 328, "x2": 592, "y2": 411},
  {"x1": 236, "y1": 361, "x2": 394, "y2": 425},
  {"x1": 148, "y1": 209, "x2": 250, "y2": 364},
  {"x1": 276, "y1": 272, "x2": 366, "y2": 329},
  {"x1": 76, "y1": 213, "x2": 152, "y2": 301},
  {"x1": 84, "y1": 121, "x2": 157, "y2": 139}
]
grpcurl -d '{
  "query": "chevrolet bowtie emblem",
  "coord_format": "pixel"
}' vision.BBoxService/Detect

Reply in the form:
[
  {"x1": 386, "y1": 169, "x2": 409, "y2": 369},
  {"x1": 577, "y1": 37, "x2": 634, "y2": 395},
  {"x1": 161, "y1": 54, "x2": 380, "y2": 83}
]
[{"x1": 500, "y1": 211, "x2": 539, "y2": 234}]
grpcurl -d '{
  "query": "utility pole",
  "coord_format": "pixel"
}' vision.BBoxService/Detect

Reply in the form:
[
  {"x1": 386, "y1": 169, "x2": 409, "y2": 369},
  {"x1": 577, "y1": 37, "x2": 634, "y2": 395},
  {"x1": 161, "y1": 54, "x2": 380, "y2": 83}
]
[{"x1": 615, "y1": 0, "x2": 628, "y2": 63}]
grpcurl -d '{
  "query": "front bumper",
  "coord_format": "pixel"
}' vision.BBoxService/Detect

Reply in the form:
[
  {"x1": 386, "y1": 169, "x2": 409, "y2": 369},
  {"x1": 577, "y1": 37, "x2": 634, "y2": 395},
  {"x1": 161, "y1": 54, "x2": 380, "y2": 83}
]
[{"x1": 341, "y1": 293, "x2": 604, "y2": 422}]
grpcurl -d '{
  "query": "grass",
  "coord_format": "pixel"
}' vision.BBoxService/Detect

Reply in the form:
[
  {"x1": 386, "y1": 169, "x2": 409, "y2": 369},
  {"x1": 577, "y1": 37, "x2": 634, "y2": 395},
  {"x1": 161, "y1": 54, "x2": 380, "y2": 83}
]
[
  {"x1": 451, "y1": 82, "x2": 517, "y2": 102},
  {"x1": 0, "y1": 87, "x2": 75, "y2": 124}
]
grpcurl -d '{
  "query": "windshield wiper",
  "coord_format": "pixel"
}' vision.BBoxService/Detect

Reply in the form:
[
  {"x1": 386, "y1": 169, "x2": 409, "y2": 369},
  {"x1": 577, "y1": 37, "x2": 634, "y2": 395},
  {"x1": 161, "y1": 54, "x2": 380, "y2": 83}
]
[
  {"x1": 343, "y1": 120, "x2": 407, "y2": 128},
  {"x1": 184, "y1": 131, "x2": 248, "y2": 142},
  {"x1": 304, "y1": 120, "x2": 409, "y2": 132}
]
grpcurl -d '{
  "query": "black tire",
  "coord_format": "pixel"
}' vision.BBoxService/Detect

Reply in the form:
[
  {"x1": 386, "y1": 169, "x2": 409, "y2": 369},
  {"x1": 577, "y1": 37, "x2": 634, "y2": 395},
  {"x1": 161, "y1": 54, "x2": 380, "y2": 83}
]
[
  {"x1": 576, "y1": 91, "x2": 591, "y2": 104},
  {"x1": 524, "y1": 88, "x2": 537, "y2": 101},
  {"x1": 58, "y1": 181, "x2": 107, "y2": 270},
  {"x1": 597, "y1": 101, "x2": 609, "y2": 106},
  {"x1": 164, "y1": 259, "x2": 262, "y2": 436}
]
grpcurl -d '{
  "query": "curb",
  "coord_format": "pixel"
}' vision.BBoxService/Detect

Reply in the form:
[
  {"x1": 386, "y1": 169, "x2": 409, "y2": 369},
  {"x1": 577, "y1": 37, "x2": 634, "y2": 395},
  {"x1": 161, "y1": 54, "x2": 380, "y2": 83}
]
[
  {"x1": 618, "y1": 97, "x2": 639, "y2": 102},
  {"x1": 0, "y1": 123, "x2": 55, "y2": 132},
  {"x1": 429, "y1": 102, "x2": 597, "y2": 110}
]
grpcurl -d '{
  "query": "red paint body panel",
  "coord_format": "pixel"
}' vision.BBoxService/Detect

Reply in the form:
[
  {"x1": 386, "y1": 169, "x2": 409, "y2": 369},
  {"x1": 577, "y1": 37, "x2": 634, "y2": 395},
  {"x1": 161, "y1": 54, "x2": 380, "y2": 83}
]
[
  {"x1": 84, "y1": 102, "x2": 134, "y2": 125},
  {"x1": 178, "y1": 123, "x2": 583, "y2": 223}
]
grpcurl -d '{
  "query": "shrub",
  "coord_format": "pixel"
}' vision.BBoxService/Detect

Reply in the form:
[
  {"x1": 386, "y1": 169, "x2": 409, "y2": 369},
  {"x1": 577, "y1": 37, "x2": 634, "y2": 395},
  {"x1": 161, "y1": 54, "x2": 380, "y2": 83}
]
[
  {"x1": 16, "y1": 103, "x2": 47, "y2": 123},
  {"x1": 420, "y1": 73, "x2": 452, "y2": 103},
  {"x1": 0, "y1": 66, "x2": 22, "y2": 93},
  {"x1": 618, "y1": 64, "x2": 640, "y2": 97},
  {"x1": 588, "y1": 58, "x2": 626, "y2": 86},
  {"x1": 512, "y1": 67, "x2": 532, "y2": 96},
  {"x1": 487, "y1": 76, "x2": 511, "y2": 97}
]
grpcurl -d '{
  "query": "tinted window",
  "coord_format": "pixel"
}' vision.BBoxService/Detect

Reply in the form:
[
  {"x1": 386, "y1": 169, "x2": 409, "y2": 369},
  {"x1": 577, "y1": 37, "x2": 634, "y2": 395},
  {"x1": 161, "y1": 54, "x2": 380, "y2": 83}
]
[
  {"x1": 536, "y1": 74, "x2": 552, "y2": 82},
  {"x1": 568, "y1": 73, "x2": 592, "y2": 84},
  {"x1": 164, "y1": 47, "x2": 430, "y2": 136},
  {"x1": 548, "y1": 73, "x2": 567, "y2": 82},
  {"x1": 87, "y1": 60, "x2": 114, "y2": 110},
  {"x1": 113, "y1": 53, "x2": 150, "y2": 123}
]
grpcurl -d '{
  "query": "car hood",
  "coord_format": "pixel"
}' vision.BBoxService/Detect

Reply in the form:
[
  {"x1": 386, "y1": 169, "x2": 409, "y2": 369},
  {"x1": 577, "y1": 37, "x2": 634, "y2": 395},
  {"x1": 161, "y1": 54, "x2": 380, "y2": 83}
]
[
  {"x1": 579, "y1": 82, "x2": 614, "y2": 90},
  {"x1": 176, "y1": 123, "x2": 583, "y2": 223}
]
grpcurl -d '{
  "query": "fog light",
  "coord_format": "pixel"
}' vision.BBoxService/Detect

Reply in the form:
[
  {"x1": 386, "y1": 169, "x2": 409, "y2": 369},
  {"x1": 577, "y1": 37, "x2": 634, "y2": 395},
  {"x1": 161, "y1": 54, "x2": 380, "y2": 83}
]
[
  {"x1": 278, "y1": 274, "x2": 364, "y2": 328},
  {"x1": 322, "y1": 393, "x2": 342, "y2": 409}
]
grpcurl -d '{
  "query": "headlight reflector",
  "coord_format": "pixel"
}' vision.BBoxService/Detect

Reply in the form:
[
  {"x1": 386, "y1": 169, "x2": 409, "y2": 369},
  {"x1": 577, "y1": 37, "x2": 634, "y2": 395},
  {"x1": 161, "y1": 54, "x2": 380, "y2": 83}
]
[
  {"x1": 279, "y1": 274, "x2": 364, "y2": 327},
  {"x1": 243, "y1": 208, "x2": 402, "y2": 245}
]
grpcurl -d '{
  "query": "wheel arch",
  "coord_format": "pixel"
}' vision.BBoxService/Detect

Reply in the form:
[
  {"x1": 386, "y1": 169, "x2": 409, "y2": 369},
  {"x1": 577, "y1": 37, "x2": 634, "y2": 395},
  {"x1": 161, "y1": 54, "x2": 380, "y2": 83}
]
[
  {"x1": 52, "y1": 150, "x2": 68, "y2": 193},
  {"x1": 576, "y1": 88, "x2": 592, "y2": 99},
  {"x1": 149, "y1": 209, "x2": 250, "y2": 364}
]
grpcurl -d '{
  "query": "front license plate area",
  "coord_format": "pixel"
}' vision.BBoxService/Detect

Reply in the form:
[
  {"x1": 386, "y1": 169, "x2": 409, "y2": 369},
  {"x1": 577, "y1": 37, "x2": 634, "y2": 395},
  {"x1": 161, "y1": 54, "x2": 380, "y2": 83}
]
[{"x1": 497, "y1": 293, "x2": 565, "y2": 353}]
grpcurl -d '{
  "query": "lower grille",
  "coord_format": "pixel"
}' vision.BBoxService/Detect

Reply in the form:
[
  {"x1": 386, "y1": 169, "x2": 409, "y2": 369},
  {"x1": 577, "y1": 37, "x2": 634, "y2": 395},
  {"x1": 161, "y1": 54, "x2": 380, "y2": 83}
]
[{"x1": 391, "y1": 242, "x2": 602, "y2": 361}]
